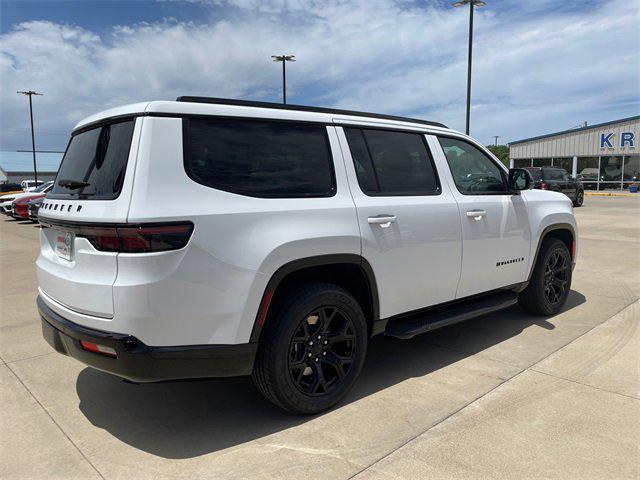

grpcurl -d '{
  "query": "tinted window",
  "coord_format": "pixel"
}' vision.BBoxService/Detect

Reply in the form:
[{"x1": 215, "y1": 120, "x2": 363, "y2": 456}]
[
  {"x1": 438, "y1": 137, "x2": 507, "y2": 194},
  {"x1": 524, "y1": 168, "x2": 542, "y2": 181},
  {"x1": 544, "y1": 168, "x2": 564, "y2": 181},
  {"x1": 184, "y1": 118, "x2": 335, "y2": 198},
  {"x1": 51, "y1": 119, "x2": 135, "y2": 199},
  {"x1": 345, "y1": 128, "x2": 439, "y2": 195}
]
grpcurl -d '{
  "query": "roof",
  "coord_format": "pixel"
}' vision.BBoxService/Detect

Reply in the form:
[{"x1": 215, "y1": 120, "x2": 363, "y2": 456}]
[
  {"x1": 75, "y1": 98, "x2": 452, "y2": 133},
  {"x1": 509, "y1": 115, "x2": 640, "y2": 146},
  {"x1": 0, "y1": 151, "x2": 62, "y2": 174}
]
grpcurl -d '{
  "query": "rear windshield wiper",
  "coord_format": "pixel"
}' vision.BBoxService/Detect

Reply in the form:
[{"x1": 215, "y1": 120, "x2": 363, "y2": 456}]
[{"x1": 58, "y1": 179, "x2": 91, "y2": 190}]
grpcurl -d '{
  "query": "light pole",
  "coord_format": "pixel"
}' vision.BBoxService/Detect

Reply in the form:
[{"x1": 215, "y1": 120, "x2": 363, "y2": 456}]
[
  {"x1": 271, "y1": 55, "x2": 295, "y2": 104},
  {"x1": 17, "y1": 90, "x2": 43, "y2": 184},
  {"x1": 492, "y1": 135, "x2": 500, "y2": 146},
  {"x1": 453, "y1": 0, "x2": 486, "y2": 135}
]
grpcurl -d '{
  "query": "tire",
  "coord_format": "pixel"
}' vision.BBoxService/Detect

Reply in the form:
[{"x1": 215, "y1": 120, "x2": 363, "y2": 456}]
[
  {"x1": 519, "y1": 238, "x2": 572, "y2": 315},
  {"x1": 251, "y1": 282, "x2": 368, "y2": 414},
  {"x1": 573, "y1": 190, "x2": 584, "y2": 207}
]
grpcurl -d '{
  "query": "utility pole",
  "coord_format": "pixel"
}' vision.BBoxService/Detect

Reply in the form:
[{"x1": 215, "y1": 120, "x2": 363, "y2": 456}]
[
  {"x1": 452, "y1": 0, "x2": 486, "y2": 135},
  {"x1": 17, "y1": 90, "x2": 43, "y2": 184},
  {"x1": 271, "y1": 55, "x2": 296, "y2": 104},
  {"x1": 492, "y1": 135, "x2": 500, "y2": 146}
]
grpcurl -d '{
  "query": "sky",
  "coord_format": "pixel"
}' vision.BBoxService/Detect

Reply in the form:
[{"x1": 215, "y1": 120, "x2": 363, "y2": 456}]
[{"x1": 0, "y1": 0, "x2": 638, "y2": 152}]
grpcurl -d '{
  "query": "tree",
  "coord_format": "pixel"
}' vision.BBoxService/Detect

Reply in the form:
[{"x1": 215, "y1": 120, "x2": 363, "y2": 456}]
[{"x1": 486, "y1": 144, "x2": 510, "y2": 167}]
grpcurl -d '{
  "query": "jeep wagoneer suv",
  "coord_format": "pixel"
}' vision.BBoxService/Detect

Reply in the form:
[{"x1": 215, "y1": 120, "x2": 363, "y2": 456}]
[{"x1": 37, "y1": 97, "x2": 577, "y2": 414}]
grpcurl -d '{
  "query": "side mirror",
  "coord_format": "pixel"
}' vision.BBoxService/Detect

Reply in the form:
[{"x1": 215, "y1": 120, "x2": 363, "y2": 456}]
[{"x1": 508, "y1": 168, "x2": 532, "y2": 193}]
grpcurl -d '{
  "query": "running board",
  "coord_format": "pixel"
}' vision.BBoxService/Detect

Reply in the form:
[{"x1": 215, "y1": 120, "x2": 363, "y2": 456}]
[{"x1": 384, "y1": 292, "x2": 519, "y2": 340}]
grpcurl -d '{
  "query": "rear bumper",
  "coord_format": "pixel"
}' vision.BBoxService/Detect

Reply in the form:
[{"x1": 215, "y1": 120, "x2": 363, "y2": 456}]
[{"x1": 38, "y1": 296, "x2": 257, "y2": 383}]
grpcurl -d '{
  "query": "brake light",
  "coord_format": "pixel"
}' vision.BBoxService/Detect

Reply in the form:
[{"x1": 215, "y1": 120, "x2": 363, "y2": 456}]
[
  {"x1": 540, "y1": 181, "x2": 549, "y2": 190},
  {"x1": 65, "y1": 222, "x2": 193, "y2": 253}
]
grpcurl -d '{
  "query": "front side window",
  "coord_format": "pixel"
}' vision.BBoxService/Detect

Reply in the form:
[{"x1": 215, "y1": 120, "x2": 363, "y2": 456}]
[
  {"x1": 344, "y1": 128, "x2": 439, "y2": 195},
  {"x1": 50, "y1": 119, "x2": 136, "y2": 199},
  {"x1": 438, "y1": 137, "x2": 507, "y2": 194},
  {"x1": 544, "y1": 168, "x2": 564, "y2": 181},
  {"x1": 184, "y1": 118, "x2": 335, "y2": 198}
]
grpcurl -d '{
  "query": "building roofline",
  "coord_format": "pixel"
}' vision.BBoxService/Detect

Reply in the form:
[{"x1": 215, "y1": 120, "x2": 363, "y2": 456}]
[{"x1": 508, "y1": 115, "x2": 640, "y2": 146}]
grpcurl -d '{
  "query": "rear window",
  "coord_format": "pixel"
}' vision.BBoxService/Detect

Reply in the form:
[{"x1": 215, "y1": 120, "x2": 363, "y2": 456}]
[
  {"x1": 183, "y1": 118, "x2": 335, "y2": 198},
  {"x1": 50, "y1": 119, "x2": 136, "y2": 199},
  {"x1": 524, "y1": 168, "x2": 542, "y2": 181},
  {"x1": 544, "y1": 168, "x2": 564, "y2": 181}
]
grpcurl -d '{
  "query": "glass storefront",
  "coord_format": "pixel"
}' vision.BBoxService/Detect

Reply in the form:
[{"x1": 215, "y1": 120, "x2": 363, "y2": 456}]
[{"x1": 510, "y1": 155, "x2": 640, "y2": 190}]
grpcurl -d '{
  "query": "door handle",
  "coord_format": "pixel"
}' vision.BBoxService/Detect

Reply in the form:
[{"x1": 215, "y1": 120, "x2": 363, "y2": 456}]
[
  {"x1": 368, "y1": 215, "x2": 397, "y2": 228},
  {"x1": 466, "y1": 210, "x2": 486, "y2": 221}
]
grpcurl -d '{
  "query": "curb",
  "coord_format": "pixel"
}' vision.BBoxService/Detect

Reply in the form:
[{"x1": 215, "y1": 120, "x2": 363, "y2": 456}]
[{"x1": 584, "y1": 192, "x2": 639, "y2": 197}]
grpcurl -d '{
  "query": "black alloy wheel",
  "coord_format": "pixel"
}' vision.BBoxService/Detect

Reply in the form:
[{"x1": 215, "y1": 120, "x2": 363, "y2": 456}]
[
  {"x1": 543, "y1": 249, "x2": 570, "y2": 306},
  {"x1": 288, "y1": 306, "x2": 356, "y2": 396}
]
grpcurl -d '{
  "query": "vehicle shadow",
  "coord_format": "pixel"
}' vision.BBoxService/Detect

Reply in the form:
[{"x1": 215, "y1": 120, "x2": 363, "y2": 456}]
[{"x1": 76, "y1": 290, "x2": 586, "y2": 459}]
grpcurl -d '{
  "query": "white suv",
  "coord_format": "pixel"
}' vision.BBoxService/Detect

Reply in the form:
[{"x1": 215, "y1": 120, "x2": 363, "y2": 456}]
[{"x1": 37, "y1": 97, "x2": 577, "y2": 414}]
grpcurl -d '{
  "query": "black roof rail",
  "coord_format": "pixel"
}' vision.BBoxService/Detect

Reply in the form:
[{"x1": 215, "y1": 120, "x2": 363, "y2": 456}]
[{"x1": 175, "y1": 96, "x2": 447, "y2": 129}]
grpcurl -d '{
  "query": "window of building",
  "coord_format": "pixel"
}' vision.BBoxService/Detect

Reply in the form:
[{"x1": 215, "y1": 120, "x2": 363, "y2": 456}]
[
  {"x1": 599, "y1": 155, "x2": 623, "y2": 190},
  {"x1": 183, "y1": 118, "x2": 335, "y2": 198},
  {"x1": 623, "y1": 155, "x2": 640, "y2": 184},
  {"x1": 532, "y1": 158, "x2": 552, "y2": 167},
  {"x1": 344, "y1": 128, "x2": 439, "y2": 196},
  {"x1": 438, "y1": 137, "x2": 507, "y2": 194},
  {"x1": 576, "y1": 157, "x2": 599, "y2": 190},
  {"x1": 513, "y1": 158, "x2": 532, "y2": 169},
  {"x1": 552, "y1": 157, "x2": 572, "y2": 173}
]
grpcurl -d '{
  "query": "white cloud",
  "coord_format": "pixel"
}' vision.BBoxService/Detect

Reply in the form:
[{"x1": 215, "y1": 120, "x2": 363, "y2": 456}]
[{"x1": 0, "y1": 0, "x2": 638, "y2": 151}]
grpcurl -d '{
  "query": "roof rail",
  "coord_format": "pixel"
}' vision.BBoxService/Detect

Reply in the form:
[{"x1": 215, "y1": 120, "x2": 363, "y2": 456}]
[{"x1": 176, "y1": 96, "x2": 447, "y2": 129}]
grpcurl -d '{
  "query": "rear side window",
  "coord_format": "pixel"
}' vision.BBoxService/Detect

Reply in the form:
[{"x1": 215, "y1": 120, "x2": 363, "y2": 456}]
[
  {"x1": 438, "y1": 137, "x2": 507, "y2": 194},
  {"x1": 183, "y1": 118, "x2": 335, "y2": 198},
  {"x1": 344, "y1": 128, "x2": 440, "y2": 195},
  {"x1": 50, "y1": 119, "x2": 136, "y2": 199}
]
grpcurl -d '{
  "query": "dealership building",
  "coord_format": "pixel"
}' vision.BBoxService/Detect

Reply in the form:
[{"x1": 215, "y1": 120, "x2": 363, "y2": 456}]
[{"x1": 509, "y1": 116, "x2": 639, "y2": 190}]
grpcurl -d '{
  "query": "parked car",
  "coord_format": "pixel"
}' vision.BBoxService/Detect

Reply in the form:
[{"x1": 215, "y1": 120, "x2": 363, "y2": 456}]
[
  {"x1": 21, "y1": 179, "x2": 45, "y2": 191},
  {"x1": 11, "y1": 192, "x2": 47, "y2": 219},
  {"x1": 1, "y1": 181, "x2": 53, "y2": 215},
  {"x1": 37, "y1": 97, "x2": 577, "y2": 414},
  {"x1": 27, "y1": 196, "x2": 45, "y2": 221},
  {"x1": 524, "y1": 167, "x2": 584, "y2": 207},
  {"x1": 0, "y1": 182, "x2": 23, "y2": 194}
]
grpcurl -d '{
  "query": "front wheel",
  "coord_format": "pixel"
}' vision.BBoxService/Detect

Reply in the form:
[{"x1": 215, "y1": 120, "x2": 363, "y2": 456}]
[
  {"x1": 519, "y1": 238, "x2": 572, "y2": 315},
  {"x1": 252, "y1": 282, "x2": 368, "y2": 414}
]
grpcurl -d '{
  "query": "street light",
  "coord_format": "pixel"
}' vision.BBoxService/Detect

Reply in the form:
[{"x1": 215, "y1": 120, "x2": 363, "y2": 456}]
[
  {"x1": 271, "y1": 54, "x2": 295, "y2": 104},
  {"x1": 453, "y1": 0, "x2": 486, "y2": 135},
  {"x1": 17, "y1": 90, "x2": 43, "y2": 184}
]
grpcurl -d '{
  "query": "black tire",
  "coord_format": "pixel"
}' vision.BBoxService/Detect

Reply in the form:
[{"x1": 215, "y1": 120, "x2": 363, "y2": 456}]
[
  {"x1": 519, "y1": 238, "x2": 572, "y2": 315},
  {"x1": 573, "y1": 189, "x2": 584, "y2": 207},
  {"x1": 251, "y1": 282, "x2": 368, "y2": 414}
]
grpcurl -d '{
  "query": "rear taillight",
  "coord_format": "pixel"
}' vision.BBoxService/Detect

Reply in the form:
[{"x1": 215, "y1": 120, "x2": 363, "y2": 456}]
[
  {"x1": 540, "y1": 181, "x2": 549, "y2": 190},
  {"x1": 64, "y1": 222, "x2": 193, "y2": 253}
]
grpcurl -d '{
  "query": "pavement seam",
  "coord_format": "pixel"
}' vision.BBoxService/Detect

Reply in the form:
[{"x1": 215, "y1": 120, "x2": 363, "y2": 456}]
[
  {"x1": 5, "y1": 351, "x2": 55, "y2": 365},
  {"x1": 4, "y1": 362, "x2": 106, "y2": 480},
  {"x1": 348, "y1": 299, "x2": 638, "y2": 480},
  {"x1": 345, "y1": 368, "x2": 528, "y2": 480},
  {"x1": 527, "y1": 368, "x2": 639, "y2": 401}
]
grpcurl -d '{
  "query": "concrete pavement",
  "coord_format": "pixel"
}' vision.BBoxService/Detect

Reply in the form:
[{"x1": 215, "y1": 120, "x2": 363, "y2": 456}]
[{"x1": 1, "y1": 195, "x2": 638, "y2": 479}]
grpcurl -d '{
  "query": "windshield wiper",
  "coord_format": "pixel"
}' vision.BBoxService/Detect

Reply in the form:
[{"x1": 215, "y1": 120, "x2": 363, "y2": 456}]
[{"x1": 57, "y1": 179, "x2": 90, "y2": 190}]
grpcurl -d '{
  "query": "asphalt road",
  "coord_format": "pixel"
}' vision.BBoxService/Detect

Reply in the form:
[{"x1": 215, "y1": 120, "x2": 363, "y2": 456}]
[{"x1": 1, "y1": 195, "x2": 639, "y2": 480}]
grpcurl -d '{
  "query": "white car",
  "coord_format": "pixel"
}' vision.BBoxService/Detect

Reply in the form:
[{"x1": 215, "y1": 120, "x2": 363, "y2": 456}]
[
  {"x1": 0, "y1": 181, "x2": 53, "y2": 215},
  {"x1": 37, "y1": 98, "x2": 577, "y2": 414},
  {"x1": 21, "y1": 179, "x2": 45, "y2": 191}
]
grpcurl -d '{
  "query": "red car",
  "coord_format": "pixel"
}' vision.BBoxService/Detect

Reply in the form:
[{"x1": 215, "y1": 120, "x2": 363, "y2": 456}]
[{"x1": 12, "y1": 193, "x2": 45, "y2": 220}]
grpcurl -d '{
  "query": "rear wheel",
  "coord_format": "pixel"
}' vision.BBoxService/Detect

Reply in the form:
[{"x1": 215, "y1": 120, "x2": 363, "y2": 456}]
[
  {"x1": 573, "y1": 190, "x2": 584, "y2": 207},
  {"x1": 252, "y1": 282, "x2": 368, "y2": 414},
  {"x1": 519, "y1": 238, "x2": 572, "y2": 315}
]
